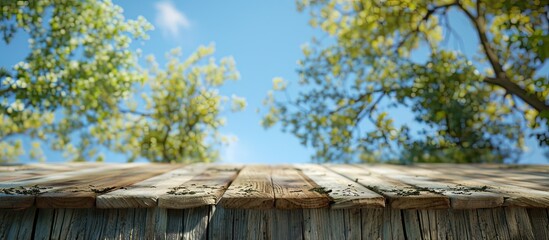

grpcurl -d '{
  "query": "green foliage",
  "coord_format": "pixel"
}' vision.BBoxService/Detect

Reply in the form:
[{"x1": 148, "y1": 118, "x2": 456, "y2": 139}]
[
  {"x1": 93, "y1": 46, "x2": 244, "y2": 163},
  {"x1": 264, "y1": 0, "x2": 548, "y2": 163},
  {"x1": 0, "y1": 0, "x2": 244, "y2": 163}
]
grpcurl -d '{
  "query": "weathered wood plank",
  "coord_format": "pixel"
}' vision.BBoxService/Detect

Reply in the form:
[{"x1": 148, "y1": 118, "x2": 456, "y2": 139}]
[
  {"x1": 145, "y1": 207, "x2": 167, "y2": 239},
  {"x1": 271, "y1": 165, "x2": 331, "y2": 209},
  {"x1": 504, "y1": 207, "x2": 535, "y2": 239},
  {"x1": 232, "y1": 208, "x2": 271, "y2": 240},
  {"x1": 294, "y1": 164, "x2": 385, "y2": 209},
  {"x1": 327, "y1": 164, "x2": 449, "y2": 209},
  {"x1": 208, "y1": 206, "x2": 233, "y2": 240},
  {"x1": 219, "y1": 165, "x2": 274, "y2": 209},
  {"x1": 166, "y1": 209, "x2": 184, "y2": 239},
  {"x1": 0, "y1": 208, "x2": 36, "y2": 240},
  {"x1": 97, "y1": 164, "x2": 206, "y2": 208},
  {"x1": 361, "y1": 208, "x2": 383, "y2": 239},
  {"x1": 271, "y1": 209, "x2": 304, "y2": 240},
  {"x1": 416, "y1": 165, "x2": 549, "y2": 208},
  {"x1": 402, "y1": 210, "x2": 423, "y2": 240},
  {"x1": 36, "y1": 164, "x2": 178, "y2": 208},
  {"x1": 158, "y1": 165, "x2": 241, "y2": 209},
  {"x1": 33, "y1": 208, "x2": 54, "y2": 240},
  {"x1": 303, "y1": 209, "x2": 336, "y2": 240},
  {"x1": 447, "y1": 209, "x2": 471, "y2": 240},
  {"x1": 303, "y1": 209, "x2": 361, "y2": 239},
  {"x1": 490, "y1": 208, "x2": 511, "y2": 240},
  {"x1": 477, "y1": 208, "x2": 498, "y2": 240},
  {"x1": 0, "y1": 163, "x2": 97, "y2": 182},
  {"x1": 364, "y1": 164, "x2": 504, "y2": 209},
  {"x1": 183, "y1": 206, "x2": 209, "y2": 240},
  {"x1": 0, "y1": 163, "x2": 147, "y2": 209},
  {"x1": 528, "y1": 208, "x2": 549, "y2": 239},
  {"x1": 421, "y1": 164, "x2": 549, "y2": 192}
]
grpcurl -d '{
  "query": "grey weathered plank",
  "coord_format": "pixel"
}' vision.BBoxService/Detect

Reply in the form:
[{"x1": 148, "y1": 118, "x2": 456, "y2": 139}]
[
  {"x1": 341, "y1": 209, "x2": 361, "y2": 239},
  {"x1": 361, "y1": 208, "x2": 383, "y2": 239},
  {"x1": 166, "y1": 209, "x2": 184, "y2": 239},
  {"x1": 303, "y1": 209, "x2": 333, "y2": 240},
  {"x1": 504, "y1": 207, "x2": 535, "y2": 239},
  {"x1": 33, "y1": 208, "x2": 54, "y2": 240},
  {"x1": 0, "y1": 208, "x2": 36, "y2": 240},
  {"x1": 271, "y1": 209, "x2": 304, "y2": 240},
  {"x1": 0, "y1": 163, "x2": 94, "y2": 182},
  {"x1": 327, "y1": 164, "x2": 449, "y2": 209},
  {"x1": 402, "y1": 210, "x2": 423, "y2": 240},
  {"x1": 37, "y1": 164, "x2": 178, "y2": 208},
  {"x1": 449, "y1": 210, "x2": 472, "y2": 240},
  {"x1": 528, "y1": 208, "x2": 549, "y2": 239},
  {"x1": 490, "y1": 208, "x2": 511, "y2": 240},
  {"x1": 477, "y1": 208, "x2": 498, "y2": 240},
  {"x1": 232, "y1": 208, "x2": 271, "y2": 240},
  {"x1": 158, "y1": 165, "x2": 241, "y2": 209},
  {"x1": 219, "y1": 165, "x2": 274, "y2": 209},
  {"x1": 183, "y1": 206, "x2": 209, "y2": 240},
  {"x1": 145, "y1": 208, "x2": 167, "y2": 239},
  {"x1": 0, "y1": 164, "x2": 142, "y2": 209},
  {"x1": 208, "y1": 206, "x2": 233, "y2": 240},
  {"x1": 416, "y1": 165, "x2": 549, "y2": 208},
  {"x1": 362, "y1": 164, "x2": 504, "y2": 209},
  {"x1": 97, "y1": 164, "x2": 206, "y2": 208},
  {"x1": 271, "y1": 166, "x2": 331, "y2": 209},
  {"x1": 294, "y1": 164, "x2": 385, "y2": 209}
]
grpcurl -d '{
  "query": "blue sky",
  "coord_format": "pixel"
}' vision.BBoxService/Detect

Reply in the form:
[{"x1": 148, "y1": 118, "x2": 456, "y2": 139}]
[
  {"x1": 116, "y1": 0, "x2": 320, "y2": 164},
  {"x1": 1, "y1": 1, "x2": 547, "y2": 163}
]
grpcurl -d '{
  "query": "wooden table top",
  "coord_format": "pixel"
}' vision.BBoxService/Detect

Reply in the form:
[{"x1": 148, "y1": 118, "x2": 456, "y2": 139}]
[{"x1": 0, "y1": 163, "x2": 548, "y2": 209}]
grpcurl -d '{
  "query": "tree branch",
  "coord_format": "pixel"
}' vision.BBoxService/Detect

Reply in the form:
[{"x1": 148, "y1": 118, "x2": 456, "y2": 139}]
[{"x1": 458, "y1": 2, "x2": 549, "y2": 113}]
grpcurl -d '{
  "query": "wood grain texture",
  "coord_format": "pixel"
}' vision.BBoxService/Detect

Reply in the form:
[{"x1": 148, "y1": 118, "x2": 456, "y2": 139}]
[
  {"x1": 0, "y1": 164, "x2": 142, "y2": 209},
  {"x1": 0, "y1": 206, "x2": 547, "y2": 239},
  {"x1": 208, "y1": 206, "x2": 233, "y2": 240},
  {"x1": 295, "y1": 164, "x2": 385, "y2": 209},
  {"x1": 303, "y1": 208, "x2": 361, "y2": 239},
  {"x1": 363, "y1": 164, "x2": 504, "y2": 209},
  {"x1": 158, "y1": 165, "x2": 241, "y2": 209},
  {"x1": 416, "y1": 165, "x2": 549, "y2": 208},
  {"x1": 504, "y1": 207, "x2": 535, "y2": 239},
  {"x1": 528, "y1": 208, "x2": 549, "y2": 239},
  {"x1": 271, "y1": 209, "x2": 304, "y2": 240},
  {"x1": 232, "y1": 208, "x2": 272, "y2": 240},
  {"x1": 0, "y1": 163, "x2": 93, "y2": 182},
  {"x1": 271, "y1": 165, "x2": 331, "y2": 209},
  {"x1": 97, "y1": 164, "x2": 206, "y2": 208},
  {"x1": 0, "y1": 208, "x2": 36, "y2": 240},
  {"x1": 327, "y1": 164, "x2": 449, "y2": 209},
  {"x1": 36, "y1": 164, "x2": 178, "y2": 208},
  {"x1": 361, "y1": 208, "x2": 383, "y2": 239},
  {"x1": 218, "y1": 165, "x2": 274, "y2": 209}
]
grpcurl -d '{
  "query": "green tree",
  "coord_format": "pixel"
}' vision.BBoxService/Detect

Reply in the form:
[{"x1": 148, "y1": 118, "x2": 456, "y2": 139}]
[
  {"x1": 263, "y1": 0, "x2": 548, "y2": 163},
  {"x1": 94, "y1": 46, "x2": 245, "y2": 163},
  {"x1": 0, "y1": 0, "x2": 244, "y2": 163}
]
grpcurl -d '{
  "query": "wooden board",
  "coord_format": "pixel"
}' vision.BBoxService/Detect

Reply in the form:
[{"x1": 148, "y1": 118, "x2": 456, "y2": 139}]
[
  {"x1": 360, "y1": 164, "x2": 504, "y2": 209},
  {"x1": 0, "y1": 163, "x2": 98, "y2": 182},
  {"x1": 326, "y1": 164, "x2": 449, "y2": 209},
  {"x1": 218, "y1": 165, "x2": 275, "y2": 209},
  {"x1": 270, "y1": 165, "x2": 331, "y2": 209},
  {"x1": 158, "y1": 165, "x2": 241, "y2": 209},
  {"x1": 97, "y1": 164, "x2": 207, "y2": 208},
  {"x1": 294, "y1": 164, "x2": 385, "y2": 209},
  {"x1": 0, "y1": 164, "x2": 145, "y2": 209},
  {"x1": 421, "y1": 164, "x2": 549, "y2": 191},
  {"x1": 35, "y1": 164, "x2": 178, "y2": 208},
  {"x1": 415, "y1": 165, "x2": 549, "y2": 208}
]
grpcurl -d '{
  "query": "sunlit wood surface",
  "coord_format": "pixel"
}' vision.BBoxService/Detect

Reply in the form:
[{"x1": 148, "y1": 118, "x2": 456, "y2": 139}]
[{"x1": 1, "y1": 163, "x2": 548, "y2": 239}]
